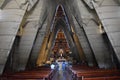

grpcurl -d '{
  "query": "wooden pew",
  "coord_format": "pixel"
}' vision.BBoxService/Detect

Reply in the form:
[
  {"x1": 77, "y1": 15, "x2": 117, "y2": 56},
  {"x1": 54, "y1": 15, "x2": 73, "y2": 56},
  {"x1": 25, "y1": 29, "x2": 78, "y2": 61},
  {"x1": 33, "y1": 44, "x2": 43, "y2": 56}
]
[
  {"x1": 76, "y1": 69, "x2": 120, "y2": 76},
  {"x1": 1, "y1": 67, "x2": 57, "y2": 80},
  {"x1": 68, "y1": 65, "x2": 120, "y2": 80},
  {"x1": 83, "y1": 76, "x2": 120, "y2": 80},
  {"x1": 2, "y1": 72, "x2": 51, "y2": 80},
  {"x1": 76, "y1": 69, "x2": 120, "y2": 80},
  {"x1": 66, "y1": 65, "x2": 99, "y2": 79}
]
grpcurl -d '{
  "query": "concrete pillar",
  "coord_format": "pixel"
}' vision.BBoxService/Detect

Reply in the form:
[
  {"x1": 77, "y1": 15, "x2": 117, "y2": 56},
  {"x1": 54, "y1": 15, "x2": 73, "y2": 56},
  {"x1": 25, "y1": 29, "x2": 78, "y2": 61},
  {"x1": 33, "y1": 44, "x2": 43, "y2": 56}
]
[
  {"x1": 73, "y1": 32, "x2": 87, "y2": 62},
  {"x1": 36, "y1": 36, "x2": 49, "y2": 66}
]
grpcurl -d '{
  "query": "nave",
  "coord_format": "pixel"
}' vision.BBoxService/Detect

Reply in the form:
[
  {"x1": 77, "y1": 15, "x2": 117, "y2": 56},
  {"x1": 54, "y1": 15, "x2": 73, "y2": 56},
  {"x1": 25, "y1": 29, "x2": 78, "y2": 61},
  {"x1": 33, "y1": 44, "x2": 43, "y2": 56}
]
[{"x1": 0, "y1": 0, "x2": 120, "y2": 80}]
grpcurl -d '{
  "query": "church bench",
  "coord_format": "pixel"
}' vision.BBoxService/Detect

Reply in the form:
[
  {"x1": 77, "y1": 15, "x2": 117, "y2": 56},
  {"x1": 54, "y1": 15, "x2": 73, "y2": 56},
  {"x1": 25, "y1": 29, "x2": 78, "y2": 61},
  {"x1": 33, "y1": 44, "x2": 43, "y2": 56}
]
[
  {"x1": 83, "y1": 76, "x2": 120, "y2": 80},
  {"x1": 67, "y1": 65, "x2": 120, "y2": 80},
  {"x1": 2, "y1": 78, "x2": 45, "y2": 80},
  {"x1": 14, "y1": 71, "x2": 51, "y2": 75},
  {"x1": 1, "y1": 68, "x2": 57, "y2": 80},
  {"x1": 1, "y1": 73, "x2": 50, "y2": 80},
  {"x1": 66, "y1": 67, "x2": 101, "y2": 79},
  {"x1": 6, "y1": 73, "x2": 49, "y2": 78},
  {"x1": 76, "y1": 70, "x2": 120, "y2": 80},
  {"x1": 9, "y1": 79, "x2": 41, "y2": 80},
  {"x1": 6, "y1": 71, "x2": 53, "y2": 80}
]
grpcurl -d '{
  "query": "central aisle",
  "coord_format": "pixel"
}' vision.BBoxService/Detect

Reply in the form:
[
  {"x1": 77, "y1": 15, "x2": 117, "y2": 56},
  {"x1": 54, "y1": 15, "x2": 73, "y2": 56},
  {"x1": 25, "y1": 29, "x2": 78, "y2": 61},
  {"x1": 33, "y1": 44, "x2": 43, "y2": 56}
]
[{"x1": 52, "y1": 70, "x2": 73, "y2": 80}]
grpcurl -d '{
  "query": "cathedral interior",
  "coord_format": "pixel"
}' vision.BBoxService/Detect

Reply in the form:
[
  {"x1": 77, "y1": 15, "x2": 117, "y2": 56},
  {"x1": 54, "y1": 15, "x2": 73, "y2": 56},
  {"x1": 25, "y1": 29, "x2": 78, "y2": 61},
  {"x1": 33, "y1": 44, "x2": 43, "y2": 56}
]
[{"x1": 0, "y1": 0, "x2": 120, "y2": 80}]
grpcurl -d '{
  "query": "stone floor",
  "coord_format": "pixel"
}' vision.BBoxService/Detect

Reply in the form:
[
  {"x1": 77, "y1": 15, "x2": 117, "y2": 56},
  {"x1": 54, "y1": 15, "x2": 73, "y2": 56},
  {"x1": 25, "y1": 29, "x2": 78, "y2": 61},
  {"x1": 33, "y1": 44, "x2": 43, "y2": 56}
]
[{"x1": 52, "y1": 70, "x2": 73, "y2": 80}]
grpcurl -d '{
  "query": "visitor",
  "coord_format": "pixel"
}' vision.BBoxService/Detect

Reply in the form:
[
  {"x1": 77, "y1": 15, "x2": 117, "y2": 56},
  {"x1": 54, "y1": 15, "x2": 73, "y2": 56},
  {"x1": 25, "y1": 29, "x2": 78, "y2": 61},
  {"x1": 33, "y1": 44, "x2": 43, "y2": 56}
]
[{"x1": 50, "y1": 64, "x2": 55, "y2": 69}]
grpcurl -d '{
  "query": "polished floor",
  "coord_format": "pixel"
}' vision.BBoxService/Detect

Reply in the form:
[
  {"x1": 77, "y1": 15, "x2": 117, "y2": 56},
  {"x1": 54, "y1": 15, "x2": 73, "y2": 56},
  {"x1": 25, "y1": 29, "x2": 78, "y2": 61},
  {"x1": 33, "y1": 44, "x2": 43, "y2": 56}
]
[{"x1": 52, "y1": 70, "x2": 73, "y2": 80}]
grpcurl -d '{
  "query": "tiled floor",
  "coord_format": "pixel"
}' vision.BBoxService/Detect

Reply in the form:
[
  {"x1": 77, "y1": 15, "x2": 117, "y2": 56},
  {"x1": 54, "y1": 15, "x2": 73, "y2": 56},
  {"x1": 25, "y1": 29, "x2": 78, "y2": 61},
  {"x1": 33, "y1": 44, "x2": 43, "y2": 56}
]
[{"x1": 52, "y1": 70, "x2": 73, "y2": 80}]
